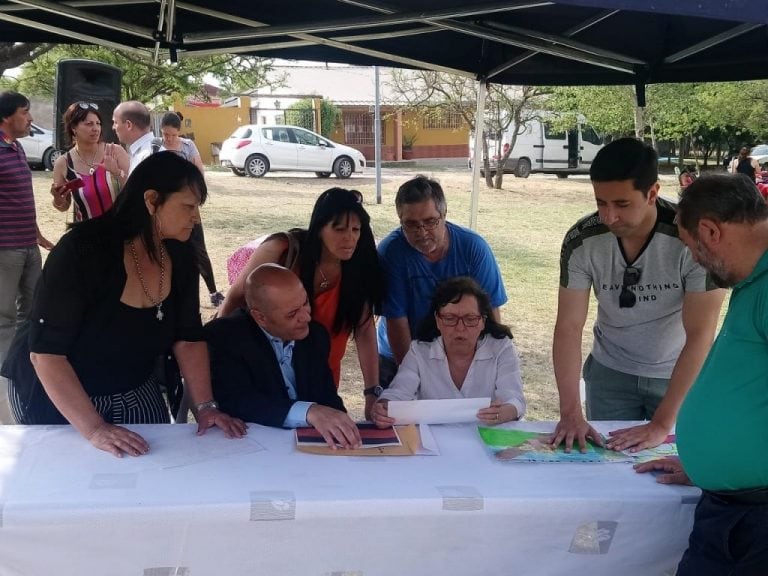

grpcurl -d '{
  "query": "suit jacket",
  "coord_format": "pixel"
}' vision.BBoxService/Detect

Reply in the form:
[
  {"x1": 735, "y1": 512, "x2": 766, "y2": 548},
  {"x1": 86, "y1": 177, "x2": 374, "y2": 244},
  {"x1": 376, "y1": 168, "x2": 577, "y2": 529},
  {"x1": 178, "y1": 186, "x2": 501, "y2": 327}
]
[{"x1": 206, "y1": 308, "x2": 345, "y2": 427}]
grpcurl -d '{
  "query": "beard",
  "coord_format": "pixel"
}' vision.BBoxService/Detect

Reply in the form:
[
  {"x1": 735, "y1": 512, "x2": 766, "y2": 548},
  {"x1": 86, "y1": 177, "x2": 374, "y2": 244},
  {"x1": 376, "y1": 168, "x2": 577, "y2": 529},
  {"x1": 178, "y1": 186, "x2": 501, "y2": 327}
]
[{"x1": 696, "y1": 240, "x2": 735, "y2": 288}]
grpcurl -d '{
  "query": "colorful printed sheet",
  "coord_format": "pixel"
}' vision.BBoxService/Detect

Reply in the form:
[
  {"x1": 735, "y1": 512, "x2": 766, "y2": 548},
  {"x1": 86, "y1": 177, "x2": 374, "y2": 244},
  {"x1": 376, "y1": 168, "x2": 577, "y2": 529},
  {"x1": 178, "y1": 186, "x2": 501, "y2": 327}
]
[
  {"x1": 296, "y1": 423, "x2": 402, "y2": 449},
  {"x1": 477, "y1": 427, "x2": 632, "y2": 463}
]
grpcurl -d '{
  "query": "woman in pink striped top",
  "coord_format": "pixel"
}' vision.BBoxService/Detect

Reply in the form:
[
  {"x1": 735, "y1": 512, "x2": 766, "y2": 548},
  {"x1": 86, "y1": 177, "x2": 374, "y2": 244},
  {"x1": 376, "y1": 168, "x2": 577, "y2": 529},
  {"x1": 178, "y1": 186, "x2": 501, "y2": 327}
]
[{"x1": 50, "y1": 102, "x2": 130, "y2": 222}]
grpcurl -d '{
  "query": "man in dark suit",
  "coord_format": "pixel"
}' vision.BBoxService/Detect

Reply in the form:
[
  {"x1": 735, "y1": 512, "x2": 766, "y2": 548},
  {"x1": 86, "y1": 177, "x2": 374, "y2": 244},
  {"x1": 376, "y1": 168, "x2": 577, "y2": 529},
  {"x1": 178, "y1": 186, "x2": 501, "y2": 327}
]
[{"x1": 207, "y1": 263, "x2": 361, "y2": 449}]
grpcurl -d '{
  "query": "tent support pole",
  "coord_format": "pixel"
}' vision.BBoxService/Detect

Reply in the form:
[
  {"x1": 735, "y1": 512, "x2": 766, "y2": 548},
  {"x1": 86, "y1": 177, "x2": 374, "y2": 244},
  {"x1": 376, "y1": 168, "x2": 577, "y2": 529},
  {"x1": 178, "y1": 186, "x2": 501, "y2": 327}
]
[{"x1": 470, "y1": 79, "x2": 487, "y2": 230}]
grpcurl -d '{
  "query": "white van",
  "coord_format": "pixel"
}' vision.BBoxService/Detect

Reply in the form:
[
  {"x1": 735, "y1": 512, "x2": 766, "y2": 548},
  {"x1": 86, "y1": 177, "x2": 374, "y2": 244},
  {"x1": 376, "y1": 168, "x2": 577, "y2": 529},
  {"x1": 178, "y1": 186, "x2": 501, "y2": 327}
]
[{"x1": 469, "y1": 116, "x2": 604, "y2": 179}]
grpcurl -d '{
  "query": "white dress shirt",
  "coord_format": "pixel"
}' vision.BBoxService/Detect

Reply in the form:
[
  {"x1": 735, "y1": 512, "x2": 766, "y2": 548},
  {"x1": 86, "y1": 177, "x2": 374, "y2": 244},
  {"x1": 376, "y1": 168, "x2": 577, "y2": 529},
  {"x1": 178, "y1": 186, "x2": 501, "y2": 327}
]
[
  {"x1": 380, "y1": 335, "x2": 526, "y2": 418},
  {"x1": 128, "y1": 131, "x2": 156, "y2": 174}
]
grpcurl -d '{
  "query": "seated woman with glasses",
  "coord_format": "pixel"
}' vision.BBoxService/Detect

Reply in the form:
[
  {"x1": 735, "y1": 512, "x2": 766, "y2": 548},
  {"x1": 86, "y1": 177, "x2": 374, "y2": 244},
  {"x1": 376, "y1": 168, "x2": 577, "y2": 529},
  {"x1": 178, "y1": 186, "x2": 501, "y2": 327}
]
[
  {"x1": 50, "y1": 101, "x2": 130, "y2": 221},
  {"x1": 219, "y1": 188, "x2": 384, "y2": 414},
  {"x1": 371, "y1": 276, "x2": 525, "y2": 427}
]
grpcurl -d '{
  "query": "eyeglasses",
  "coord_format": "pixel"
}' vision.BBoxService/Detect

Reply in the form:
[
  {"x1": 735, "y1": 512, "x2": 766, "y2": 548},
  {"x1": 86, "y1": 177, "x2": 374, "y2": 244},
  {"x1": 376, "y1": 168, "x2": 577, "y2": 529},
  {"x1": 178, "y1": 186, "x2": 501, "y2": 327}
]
[
  {"x1": 401, "y1": 217, "x2": 441, "y2": 233},
  {"x1": 619, "y1": 266, "x2": 642, "y2": 308},
  {"x1": 77, "y1": 102, "x2": 99, "y2": 111},
  {"x1": 436, "y1": 312, "x2": 485, "y2": 327}
]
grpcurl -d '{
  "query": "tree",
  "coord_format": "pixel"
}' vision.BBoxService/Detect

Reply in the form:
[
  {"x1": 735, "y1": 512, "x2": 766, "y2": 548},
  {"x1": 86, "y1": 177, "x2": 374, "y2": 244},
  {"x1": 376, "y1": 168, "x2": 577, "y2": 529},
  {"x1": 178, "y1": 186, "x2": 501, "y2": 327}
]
[
  {"x1": 11, "y1": 45, "x2": 278, "y2": 105},
  {"x1": 388, "y1": 69, "x2": 548, "y2": 189},
  {"x1": 546, "y1": 81, "x2": 768, "y2": 168},
  {"x1": 0, "y1": 43, "x2": 54, "y2": 78},
  {"x1": 286, "y1": 98, "x2": 341, "y2": 137}
]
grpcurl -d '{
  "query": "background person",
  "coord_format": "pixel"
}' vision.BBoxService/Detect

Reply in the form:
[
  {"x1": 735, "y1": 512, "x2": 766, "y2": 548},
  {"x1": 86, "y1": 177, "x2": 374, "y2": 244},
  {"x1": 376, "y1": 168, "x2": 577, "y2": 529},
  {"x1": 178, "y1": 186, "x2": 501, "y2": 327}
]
[
  {"x1": 376, "y1": 175, "x2": 507, "y2": 400},
  {"x1": 158, "y1": 111, "x2": 223, "y2": 308},
  {"x1": 550, "y1": 137, "x2": 724, "y2": 453},
  {"x1": 2, "y1": 152, "x2": 246, "y2": 456},
  {"x1": 372, "y1": 277, "x2": 525, "y2": 428},
  {"x1": 728, "y1": 146, "x2": 760, "y2": 181},
  {"x1": 220, "y1": 187, "x2": 384, "y2": 416},
  {"x1": 50, "y1": 101, "x2": 130, "y2": 221},
  {"x1": 0, "y1": 91, "x2": 53, "y2": 424},
  {"x1": 636, "y1": 173, "x2": 768, "y2": 575},
  {"x1": 208, "y1": 264, "x2": 361, "y2": 449},
  {"x1": 112, "y1": 100, "x2": 154, "y2": 174}
]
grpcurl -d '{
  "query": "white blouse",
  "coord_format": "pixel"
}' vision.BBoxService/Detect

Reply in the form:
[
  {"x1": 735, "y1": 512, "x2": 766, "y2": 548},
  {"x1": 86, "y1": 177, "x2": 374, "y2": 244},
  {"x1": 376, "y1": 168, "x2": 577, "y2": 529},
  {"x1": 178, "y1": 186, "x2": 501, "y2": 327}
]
[{"x1": 380, "y1": 335, "x2": 526, "y2": 418}]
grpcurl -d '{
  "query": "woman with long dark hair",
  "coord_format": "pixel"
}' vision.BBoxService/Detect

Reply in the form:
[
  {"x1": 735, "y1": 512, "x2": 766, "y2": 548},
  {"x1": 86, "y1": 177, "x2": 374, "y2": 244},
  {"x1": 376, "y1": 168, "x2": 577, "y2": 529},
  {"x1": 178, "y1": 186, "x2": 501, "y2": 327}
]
[
  {"x1": 4, "y1": 152, "x2": 246, "y2": 455},
  {"x1": 220, "y1": 187, "x2": 384, "y2": 416}
]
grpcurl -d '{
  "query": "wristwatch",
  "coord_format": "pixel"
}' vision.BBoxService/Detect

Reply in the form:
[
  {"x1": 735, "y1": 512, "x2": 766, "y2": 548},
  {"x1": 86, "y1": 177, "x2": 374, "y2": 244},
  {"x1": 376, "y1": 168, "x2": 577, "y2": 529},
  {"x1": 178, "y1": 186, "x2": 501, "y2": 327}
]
[
  {"x1": 364, "y1": 385, "x2": 385, "y2": 398},
  {"x1": 194, "y1": 400, "x2": 219, "y2": 413}
]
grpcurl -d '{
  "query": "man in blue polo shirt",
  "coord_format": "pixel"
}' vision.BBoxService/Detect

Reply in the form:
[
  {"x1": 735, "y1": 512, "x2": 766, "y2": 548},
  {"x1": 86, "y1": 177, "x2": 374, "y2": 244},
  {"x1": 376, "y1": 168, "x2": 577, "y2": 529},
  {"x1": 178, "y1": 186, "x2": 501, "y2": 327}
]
[
  {"x1": 0, "y1": 91, "x2": 53, "y2": 424},
  {"x1": 373, "y1": 175, "x2": 506, "y2": 417},
  {"x1": 636, "y1": 173, "x2": 768, "y2": 575}
]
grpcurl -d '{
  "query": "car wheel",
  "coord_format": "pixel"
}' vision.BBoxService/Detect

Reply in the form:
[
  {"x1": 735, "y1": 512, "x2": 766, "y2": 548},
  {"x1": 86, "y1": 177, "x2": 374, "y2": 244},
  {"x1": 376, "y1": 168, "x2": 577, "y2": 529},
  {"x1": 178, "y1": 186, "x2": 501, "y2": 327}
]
[
  {"x1": 43, "y1": 147, "x2": 61, "y2": 171},
  {"x1": 245, "y1": 154, "x2": 269, "y2": 178},
  {"x1": 315, "y1": 172, "x2": 331, "y2": 178},
  {"x1": 333, "y1": 157, "x2": 354, "y2": 179},
  {"x1": 514, "y1": 157, "x2": 531, "y2": 178},
  {"x1": 231, "y1": 167, "x2": 246, "y2": 177},
  {"x1": 556, "y1": 173, "x2": 569, "y2": 179}
]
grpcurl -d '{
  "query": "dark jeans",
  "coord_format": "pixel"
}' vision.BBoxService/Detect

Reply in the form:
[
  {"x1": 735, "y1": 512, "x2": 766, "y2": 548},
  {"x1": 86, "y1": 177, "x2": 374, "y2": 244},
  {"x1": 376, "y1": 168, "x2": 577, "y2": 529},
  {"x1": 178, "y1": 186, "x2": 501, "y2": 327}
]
[
  {"x1": 189, "y1": 223, "x2": 217, "y2": 294},
  {"x1": 678, "y1": 490, "x2": 768, "y2": 576}
]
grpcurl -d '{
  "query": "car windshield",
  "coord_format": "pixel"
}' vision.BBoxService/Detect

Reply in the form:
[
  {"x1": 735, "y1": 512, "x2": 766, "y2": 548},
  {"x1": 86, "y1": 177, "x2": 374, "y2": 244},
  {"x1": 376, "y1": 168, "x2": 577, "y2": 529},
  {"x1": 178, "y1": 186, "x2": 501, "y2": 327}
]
[{"x1": 750, "y1": 145, "x2": 768, "y2": 156}]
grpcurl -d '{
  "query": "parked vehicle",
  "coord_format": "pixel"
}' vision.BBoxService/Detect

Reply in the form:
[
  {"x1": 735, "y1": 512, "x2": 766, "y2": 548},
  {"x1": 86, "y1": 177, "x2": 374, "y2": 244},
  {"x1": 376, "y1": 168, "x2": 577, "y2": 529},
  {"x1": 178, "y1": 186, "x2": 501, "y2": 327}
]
[
  {"x1": 750, "y1": 144, "x2": 768, "y2": 168},
  {"x1": 219, "y1": 124, "x2": 366, "y2": 178},
  {"x1": 19, "y1": 123, "x2": 60, "y2": 171},
  {"x1": 469, "y1": 115, "x2": 604, "y2": 179}
]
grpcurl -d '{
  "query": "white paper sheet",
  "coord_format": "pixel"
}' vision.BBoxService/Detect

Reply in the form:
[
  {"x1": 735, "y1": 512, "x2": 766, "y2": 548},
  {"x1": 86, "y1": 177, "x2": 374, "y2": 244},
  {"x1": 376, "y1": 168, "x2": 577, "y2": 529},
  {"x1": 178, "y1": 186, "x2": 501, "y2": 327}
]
[
  {"x1": 415, "y1": 424, "x2": 440, "y2": 455},
  {"x1": 388, "y1": 397, "x2": 491, "y2": 425}
]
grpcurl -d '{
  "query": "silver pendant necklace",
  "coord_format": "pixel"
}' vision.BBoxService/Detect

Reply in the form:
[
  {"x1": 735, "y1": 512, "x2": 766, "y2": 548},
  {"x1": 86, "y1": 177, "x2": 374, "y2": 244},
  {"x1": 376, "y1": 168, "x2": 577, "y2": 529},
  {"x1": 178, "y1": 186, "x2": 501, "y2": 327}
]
[
  {"x1": 129, "y1": 239, "x2": 165, "y2": 321},
  {"x1": 318, "y1": 264, "x2": 330, "y2": 290},
  {"x1": 74, "y1": 145, "x2": 100, "y2": 175}
]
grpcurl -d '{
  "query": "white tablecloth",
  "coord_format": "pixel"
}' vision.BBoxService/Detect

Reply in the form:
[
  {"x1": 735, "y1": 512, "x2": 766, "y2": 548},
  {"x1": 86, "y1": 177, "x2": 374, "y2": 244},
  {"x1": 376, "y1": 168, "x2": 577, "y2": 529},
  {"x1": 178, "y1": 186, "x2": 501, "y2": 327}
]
[{"x1": 0, "y1": 421, "x2": 697, "y2": 576}]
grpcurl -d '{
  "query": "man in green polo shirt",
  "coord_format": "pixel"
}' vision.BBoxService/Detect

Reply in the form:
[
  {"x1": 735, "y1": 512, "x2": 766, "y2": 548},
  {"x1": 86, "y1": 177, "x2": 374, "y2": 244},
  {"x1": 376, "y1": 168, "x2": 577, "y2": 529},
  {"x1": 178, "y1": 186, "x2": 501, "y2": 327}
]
[{"x1": 636, "y1": 173, "x2": 768, "y2": 575}]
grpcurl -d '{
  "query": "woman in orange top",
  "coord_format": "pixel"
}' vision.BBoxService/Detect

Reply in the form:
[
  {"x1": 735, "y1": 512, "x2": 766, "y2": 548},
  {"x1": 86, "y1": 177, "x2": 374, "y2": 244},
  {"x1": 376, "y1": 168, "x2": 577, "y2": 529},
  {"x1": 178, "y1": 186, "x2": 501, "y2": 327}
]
[{"x1": 220, "y1": 188, "x2": 383, "y2": 415}]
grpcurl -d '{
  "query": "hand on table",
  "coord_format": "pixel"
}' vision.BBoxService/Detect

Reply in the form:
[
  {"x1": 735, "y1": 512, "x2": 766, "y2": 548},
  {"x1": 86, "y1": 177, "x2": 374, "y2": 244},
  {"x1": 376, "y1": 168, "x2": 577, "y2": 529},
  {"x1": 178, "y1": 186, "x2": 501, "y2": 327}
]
[
  {"x1": 549, "y1": 412, "x2": 604, "y2": 453},
  {"x1": 371, "y1": 400, "x2": 395, "y2": 429},
  {"x1": 196, "y1": 408, "x2": 247, "y2": 438},
  {"x1": 606, "y1": 420, "x2": 670, "y2": 452},
  {"x1": 306, "y1": 404, "x2": 361, "y2": 449},
  {"x1": 477, "y1": 399, "x2": 517, "y2": 425},
  {"x1": 634, "y1": 457, "x2": 692, "y2": 485},
  {"x1": 85, "y1": 421, "x2": 150, "y2": 458}
]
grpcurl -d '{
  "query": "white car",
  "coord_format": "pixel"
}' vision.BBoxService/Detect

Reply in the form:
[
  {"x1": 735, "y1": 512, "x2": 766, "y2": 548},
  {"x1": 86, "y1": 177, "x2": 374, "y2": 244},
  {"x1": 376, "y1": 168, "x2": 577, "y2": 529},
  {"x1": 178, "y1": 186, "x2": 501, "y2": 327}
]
[
  {"x1": 750, "y1": 144, "x2": 768, "y2": 168},
  {"x1": 19, "y1": 123, "x2": 60, "y2": 171},
  {"x1": 219, "y1": 124, "x2": 366, "y2": 178}
]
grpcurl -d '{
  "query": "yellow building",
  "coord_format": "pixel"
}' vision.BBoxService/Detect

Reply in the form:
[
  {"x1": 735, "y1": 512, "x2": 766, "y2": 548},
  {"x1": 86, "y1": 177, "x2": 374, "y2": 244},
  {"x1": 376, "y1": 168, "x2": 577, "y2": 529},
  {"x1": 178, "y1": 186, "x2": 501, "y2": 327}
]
[{"x1": 172, "y1": 66, "x2": 470, "y2": 165}]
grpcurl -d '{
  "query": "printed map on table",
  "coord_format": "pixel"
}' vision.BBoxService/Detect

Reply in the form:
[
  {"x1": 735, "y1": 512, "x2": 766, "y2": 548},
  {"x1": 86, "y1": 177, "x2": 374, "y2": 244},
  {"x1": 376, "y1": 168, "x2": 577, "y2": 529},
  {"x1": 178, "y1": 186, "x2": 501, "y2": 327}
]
[
  {"x1": 627, "y1": 434, "x2": 678, "y2": 462},
  {"x1": 477, "y1": 427, "x2": 632, "y2": 463}
]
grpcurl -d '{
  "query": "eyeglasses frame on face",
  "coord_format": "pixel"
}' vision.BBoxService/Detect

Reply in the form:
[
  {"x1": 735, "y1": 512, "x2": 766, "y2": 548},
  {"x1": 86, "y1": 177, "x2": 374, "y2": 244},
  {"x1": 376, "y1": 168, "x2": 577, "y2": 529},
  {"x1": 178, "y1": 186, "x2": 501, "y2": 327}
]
[
  {"x1": 401, "y1": 216, "x2": 442, "y2": 234},
  {"x1": 435, "y1": 312, "x2": 486, "y2": 327},
  {"x1": 77, "y1": 102, "x2": 99, "y2": 111},
  {"x1": 619, "y1": 266, "x2": 642, "y2": 308}
]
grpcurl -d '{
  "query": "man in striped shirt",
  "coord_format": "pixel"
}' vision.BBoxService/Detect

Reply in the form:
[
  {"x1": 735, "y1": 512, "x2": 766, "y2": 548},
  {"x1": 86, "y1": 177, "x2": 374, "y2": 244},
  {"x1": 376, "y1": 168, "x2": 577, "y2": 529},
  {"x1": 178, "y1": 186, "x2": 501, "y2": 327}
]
[{"x1": 0, "y1": 91, "x2": 53, "y2": 424}]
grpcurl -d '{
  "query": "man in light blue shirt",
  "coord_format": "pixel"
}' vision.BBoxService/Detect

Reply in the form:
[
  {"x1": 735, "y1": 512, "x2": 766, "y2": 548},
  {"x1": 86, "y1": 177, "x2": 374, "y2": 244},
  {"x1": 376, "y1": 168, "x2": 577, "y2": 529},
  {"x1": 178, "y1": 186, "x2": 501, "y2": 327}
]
[{"x1": 207, "y1": 264, "x2": 361, "y2": 449}]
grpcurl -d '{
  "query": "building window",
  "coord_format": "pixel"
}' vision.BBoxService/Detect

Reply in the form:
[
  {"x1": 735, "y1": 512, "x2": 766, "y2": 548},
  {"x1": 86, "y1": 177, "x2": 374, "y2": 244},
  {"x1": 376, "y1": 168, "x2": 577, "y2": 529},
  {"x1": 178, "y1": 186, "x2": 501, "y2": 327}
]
[
  {"x1": 343, "y1": 112, "x2": 383, "y2": 146},
  {"x1": 422, "y1": 111, "x2": 464, "y2": 130}
]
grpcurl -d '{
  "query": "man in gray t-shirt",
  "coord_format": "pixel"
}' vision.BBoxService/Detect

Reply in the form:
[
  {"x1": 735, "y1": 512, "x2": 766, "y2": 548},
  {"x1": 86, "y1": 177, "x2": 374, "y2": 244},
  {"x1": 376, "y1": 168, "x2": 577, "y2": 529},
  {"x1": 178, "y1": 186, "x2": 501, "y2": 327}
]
[{"x1": 550, "y1": 138, "x2": 724, "y2": 453}]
